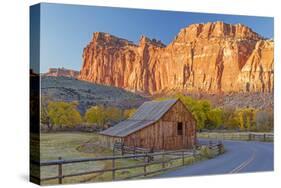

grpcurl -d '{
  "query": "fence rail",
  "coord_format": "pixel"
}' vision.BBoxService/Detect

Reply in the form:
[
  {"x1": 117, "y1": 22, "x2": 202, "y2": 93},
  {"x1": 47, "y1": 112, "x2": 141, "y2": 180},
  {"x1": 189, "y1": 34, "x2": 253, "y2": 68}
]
[
  {"x1": 32, "y1": 143, "x2": 223, "y2": 184},
  {"x1": 113, "y1": 142, "x2": 152, "y2": 155},
  {"x1": 198, "y1": 132, "x2": 273, "y2": 142}
]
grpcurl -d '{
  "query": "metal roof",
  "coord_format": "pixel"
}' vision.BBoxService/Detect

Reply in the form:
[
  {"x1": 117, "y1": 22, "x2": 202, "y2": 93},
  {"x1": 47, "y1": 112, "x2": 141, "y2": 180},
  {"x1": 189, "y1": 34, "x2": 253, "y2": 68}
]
[{"x1": 100, "y1": 99, "x2": 178, "y2": 137}]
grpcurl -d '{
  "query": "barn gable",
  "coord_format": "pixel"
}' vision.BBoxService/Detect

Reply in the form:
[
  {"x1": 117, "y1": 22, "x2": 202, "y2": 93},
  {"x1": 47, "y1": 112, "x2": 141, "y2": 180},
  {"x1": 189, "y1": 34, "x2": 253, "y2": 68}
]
[{"x1": 100, "y1": 99, "x2": 178, "y2": 137}]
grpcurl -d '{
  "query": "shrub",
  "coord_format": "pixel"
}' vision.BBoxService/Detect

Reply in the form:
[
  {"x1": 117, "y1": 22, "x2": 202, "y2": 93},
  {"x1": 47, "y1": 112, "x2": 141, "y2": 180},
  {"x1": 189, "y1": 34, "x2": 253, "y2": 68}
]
[{"x1": 199, "y1": 146, "x2": 214, "y2": 159}]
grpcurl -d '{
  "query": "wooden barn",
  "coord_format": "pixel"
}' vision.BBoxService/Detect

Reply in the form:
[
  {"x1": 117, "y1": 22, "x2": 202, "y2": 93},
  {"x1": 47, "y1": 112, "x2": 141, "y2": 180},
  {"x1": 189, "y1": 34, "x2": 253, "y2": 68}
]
[{"x1": 99, "y1": 99, "x2": 197, "y2": 150}]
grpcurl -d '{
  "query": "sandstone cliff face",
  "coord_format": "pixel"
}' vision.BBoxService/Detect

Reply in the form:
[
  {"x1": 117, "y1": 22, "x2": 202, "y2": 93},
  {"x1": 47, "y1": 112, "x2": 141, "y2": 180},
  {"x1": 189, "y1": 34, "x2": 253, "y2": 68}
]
[
  {"x1": 79, "y1": 22, "x2": 274, "y2": 95},
  {"x1": 43, "y1": 68, "x2": 79, "y2": 78}
]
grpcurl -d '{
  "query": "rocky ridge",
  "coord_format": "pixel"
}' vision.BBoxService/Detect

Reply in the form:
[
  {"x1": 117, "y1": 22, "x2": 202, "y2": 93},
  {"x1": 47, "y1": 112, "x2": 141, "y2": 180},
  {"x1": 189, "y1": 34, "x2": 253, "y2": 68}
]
[{"x1": 79, "y1": 21, "x2": 274, "y2": 95}]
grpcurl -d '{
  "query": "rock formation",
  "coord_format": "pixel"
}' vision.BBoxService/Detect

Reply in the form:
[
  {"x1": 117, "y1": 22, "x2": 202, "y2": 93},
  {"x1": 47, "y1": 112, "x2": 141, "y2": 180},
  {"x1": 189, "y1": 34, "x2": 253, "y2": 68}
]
[
  {"x1": 79, "y1": 21, "x2": 274, "y2": 95},
  {"x1": 43, "y1": 68, "x2": 79, "y2": 78}
]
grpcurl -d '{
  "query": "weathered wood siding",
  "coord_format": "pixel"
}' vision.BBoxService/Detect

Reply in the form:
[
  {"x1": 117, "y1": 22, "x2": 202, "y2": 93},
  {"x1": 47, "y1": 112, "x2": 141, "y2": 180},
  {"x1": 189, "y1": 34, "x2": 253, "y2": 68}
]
[
  {"x1": 99, "y1": 134, "x2": 123, "y2": 148},
  {"x1": 124, "y1": 100, "x2": 196, "y2": 150}
]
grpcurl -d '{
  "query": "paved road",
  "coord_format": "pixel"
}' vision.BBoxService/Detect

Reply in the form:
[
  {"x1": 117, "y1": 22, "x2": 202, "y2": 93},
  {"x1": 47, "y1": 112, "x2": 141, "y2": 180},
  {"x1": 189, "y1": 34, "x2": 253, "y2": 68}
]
[{"x1": 158, "y1": 139, "x2": 273, "y2": 178}]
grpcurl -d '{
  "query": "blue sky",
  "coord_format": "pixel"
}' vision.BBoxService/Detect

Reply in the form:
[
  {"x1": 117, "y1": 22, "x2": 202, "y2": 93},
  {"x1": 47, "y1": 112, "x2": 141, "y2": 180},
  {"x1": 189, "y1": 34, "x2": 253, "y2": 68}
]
[{"x1": 39, "y1": 3, "x2": 274, "y2": 73}]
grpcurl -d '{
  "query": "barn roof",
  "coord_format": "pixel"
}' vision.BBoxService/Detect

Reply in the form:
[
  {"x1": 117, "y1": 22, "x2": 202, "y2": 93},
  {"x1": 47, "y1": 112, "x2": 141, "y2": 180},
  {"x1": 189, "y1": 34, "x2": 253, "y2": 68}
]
[{"x1": 100, "y1": 99, "x2": 178, "y2": 137}]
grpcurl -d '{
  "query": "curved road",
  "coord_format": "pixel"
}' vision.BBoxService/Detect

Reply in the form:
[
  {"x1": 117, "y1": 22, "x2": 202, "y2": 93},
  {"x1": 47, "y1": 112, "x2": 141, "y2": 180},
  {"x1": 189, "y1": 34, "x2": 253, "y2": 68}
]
[{"x1": 159, "y1": 140, "x2": 273, "y2": 178}]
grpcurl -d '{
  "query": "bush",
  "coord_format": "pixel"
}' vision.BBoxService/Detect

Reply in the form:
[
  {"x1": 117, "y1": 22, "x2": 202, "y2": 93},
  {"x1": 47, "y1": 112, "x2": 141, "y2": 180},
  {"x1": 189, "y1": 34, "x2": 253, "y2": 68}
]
[{"x1": 199, "y1": 146, "x2": 214, "y2": 159}]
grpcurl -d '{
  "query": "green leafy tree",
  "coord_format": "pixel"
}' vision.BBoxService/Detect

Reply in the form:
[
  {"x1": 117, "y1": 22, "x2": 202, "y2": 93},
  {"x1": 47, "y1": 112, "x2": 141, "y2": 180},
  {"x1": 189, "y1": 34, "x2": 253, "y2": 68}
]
[
  {"x1": 179, "y1": 95, "x2": 211, "y2": 131},
  {"x1": 206, "y1": 108, "x2": 223, "y2": 129},
  {"x1": 48, "y1": 101, "x2": 82, "y2": 128}
]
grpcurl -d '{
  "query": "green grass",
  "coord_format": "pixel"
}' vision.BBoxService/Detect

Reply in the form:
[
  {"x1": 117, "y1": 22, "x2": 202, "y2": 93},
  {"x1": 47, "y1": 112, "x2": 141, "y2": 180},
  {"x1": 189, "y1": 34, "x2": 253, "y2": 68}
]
[{"x1": 40, "y1": 132, "x2": 206, "y2": 185}]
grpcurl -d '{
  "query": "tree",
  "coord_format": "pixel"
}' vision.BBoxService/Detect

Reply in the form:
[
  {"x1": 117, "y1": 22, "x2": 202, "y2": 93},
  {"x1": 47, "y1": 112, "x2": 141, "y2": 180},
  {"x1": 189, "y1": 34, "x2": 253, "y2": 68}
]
[
  {"x1": 84, "y1": 106, "x2": 126, "y2": 128},
  {"x1": 222, "y1": 106, "x2": 238, "y2": 130},
  {"x1": 255, "y1": 110, "x2": 273, "y2": 131},
  {"x1": 84, "y1": 106, "x2": 107, "y2": 127},
  {"x1": 105, "y1": 107, "x2": 124, "y2": 122},
  {"x1": 234, "y1": 108, "x2": 257, "y2": 131},
  {"x1": 48, "y1": 101, "x2": 82, "y2": 128},
  {"x1": 123, "y1": 108, "x2": 137, "y2": 119},
  {"x1": 40, "y1": 96, "x2": 52, "y2": 130},
  {"x1": 178, "y1": 95, "x2": 211, "y2": 131},
  {"x1": 206, "y1": 108, "x2": 223, "y2": 129}
]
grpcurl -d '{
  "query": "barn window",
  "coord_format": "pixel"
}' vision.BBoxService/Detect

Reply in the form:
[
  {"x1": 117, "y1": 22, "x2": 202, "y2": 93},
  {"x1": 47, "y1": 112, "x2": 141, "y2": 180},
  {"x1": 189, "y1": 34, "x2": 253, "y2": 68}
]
[{"x1": 177, "y1": 122, "x2": 183, "y2": 135}]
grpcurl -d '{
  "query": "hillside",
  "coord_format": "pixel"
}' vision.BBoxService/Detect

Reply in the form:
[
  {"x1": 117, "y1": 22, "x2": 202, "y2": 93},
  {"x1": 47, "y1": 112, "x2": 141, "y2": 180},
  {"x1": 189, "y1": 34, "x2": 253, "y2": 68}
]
[{"x1": 41, "y1": 76, "x2": 148, "y2": 113}]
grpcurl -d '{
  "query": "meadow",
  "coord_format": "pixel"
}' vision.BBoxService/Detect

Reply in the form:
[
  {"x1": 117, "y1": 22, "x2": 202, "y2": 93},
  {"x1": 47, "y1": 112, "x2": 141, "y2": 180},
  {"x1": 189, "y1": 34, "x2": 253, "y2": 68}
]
[{"x1": 40, "y1": 132, "x2": 200, "y2": 185}]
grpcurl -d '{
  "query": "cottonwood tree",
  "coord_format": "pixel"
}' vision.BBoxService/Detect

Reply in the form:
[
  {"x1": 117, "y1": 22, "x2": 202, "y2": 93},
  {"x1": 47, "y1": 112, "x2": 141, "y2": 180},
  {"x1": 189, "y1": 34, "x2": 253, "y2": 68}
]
[
  {"x1": 123, "y1": 108, "x2": 137, "y2": 118},
  {"x1": 48, "y1": 101, "x2": 82, "y2": 128},
  {"x1": 255, "y1": 110, "x2": 273, "y2": 131},
  {"x1": 40, "y1": 96, "x2": 52, "y2": 130},
  {"x1": 84, "y1": 106, "x2": 124, "y2": 128}
]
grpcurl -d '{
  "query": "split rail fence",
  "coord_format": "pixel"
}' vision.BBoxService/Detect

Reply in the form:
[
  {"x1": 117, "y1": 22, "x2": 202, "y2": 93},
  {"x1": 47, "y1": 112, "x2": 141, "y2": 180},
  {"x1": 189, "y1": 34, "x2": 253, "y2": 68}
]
[
  {"x1": 198, "y1": 132, "x2": 273, "y2": 142},
  {"x1": 32, "y1": 142, "x2": 223, "y2": 184}
]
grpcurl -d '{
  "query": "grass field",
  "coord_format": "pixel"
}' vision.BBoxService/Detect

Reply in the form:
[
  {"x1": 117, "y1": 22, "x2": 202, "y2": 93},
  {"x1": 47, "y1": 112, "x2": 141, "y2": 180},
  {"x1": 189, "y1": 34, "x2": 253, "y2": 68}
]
[
  {"x1": 40, "y1": 132, "x2": 200, "y2": 185},
  {"x1": 40, "y1": 132, "x2": 114, "y2": 184}
]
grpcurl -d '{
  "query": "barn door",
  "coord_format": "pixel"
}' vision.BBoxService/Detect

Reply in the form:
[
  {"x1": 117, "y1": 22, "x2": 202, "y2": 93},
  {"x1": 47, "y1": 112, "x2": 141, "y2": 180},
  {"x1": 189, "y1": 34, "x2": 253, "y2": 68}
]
[{"x1": 177, "y1": 122, "x2": 184, "y2": 149}]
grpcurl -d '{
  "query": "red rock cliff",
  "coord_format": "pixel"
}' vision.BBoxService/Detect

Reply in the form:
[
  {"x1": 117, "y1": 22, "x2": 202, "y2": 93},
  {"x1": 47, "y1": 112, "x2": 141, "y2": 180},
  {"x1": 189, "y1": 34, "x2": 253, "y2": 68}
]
[{"x1": 79, "y1": 22, "x2": 274, "y2": 95}]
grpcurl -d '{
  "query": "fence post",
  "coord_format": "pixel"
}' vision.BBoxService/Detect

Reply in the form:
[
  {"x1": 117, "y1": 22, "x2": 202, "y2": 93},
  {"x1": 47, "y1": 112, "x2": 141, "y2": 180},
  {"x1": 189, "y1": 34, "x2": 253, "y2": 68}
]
[
  {"x1": 208, "y1": 140, "x2": 212, "y2": 149},
  {"x1": 58, "y1": 157, "x2": 63, "y2": 184},
  {"x1": 193, "y1": 146, "x2": 196, "y2": 158},
  {"x1": 182, "y1": 150, "x2": 185, "y2": 166},
  {"x1": 112, "y1": 157, "x2": 115, "y2": 180},
  {"x1": 162, "y1": 150, "x2": 165, "y2": 169},
  {"x1": 218, "y1": 141, "x2": 222, "y2": 154},
  {"x1": 112, "y1": 146, "x2": 115, "y2": 157},
  {"x1": 121, "y1": 143, "x2": 124, "y2": 155},
  {"x1": 264, "y1": 134, "x2": 266, "y2": 142},
  {"x1": 134, "y1": 145, "x2": 136, "y2": 159},
  {"x1": 144, "y1": 153, "x2": 148, "y2": 176}
]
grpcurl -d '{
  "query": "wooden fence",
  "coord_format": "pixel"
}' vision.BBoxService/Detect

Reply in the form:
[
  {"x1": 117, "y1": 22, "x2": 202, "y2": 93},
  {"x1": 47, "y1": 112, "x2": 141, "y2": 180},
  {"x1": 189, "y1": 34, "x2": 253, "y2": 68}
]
[
  {"x1": 198, "y1": 132, "x2": 274, "y2": 142},
  {"x1": 113, "y1": 142, "x2": 152, "y2": 155},
  {"x1": 32, "y1": 143, "x2": 223, "y2": 184}
]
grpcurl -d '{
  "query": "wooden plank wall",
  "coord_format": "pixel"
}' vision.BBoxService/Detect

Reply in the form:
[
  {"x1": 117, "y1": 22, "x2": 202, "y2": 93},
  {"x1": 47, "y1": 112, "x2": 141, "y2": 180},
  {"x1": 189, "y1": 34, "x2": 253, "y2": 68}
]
[
  {"x1": 124, "y1": 100, "x2": 196, "y2": 150},
  {"x1": 99, "y1": 134, "x2": 122, "y2": 148}
]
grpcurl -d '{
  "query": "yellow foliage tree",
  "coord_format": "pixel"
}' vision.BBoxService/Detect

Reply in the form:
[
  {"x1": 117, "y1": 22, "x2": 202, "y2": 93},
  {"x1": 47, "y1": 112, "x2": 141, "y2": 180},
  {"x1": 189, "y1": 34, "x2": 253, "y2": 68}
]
[
  {"x1": 84, "y1": 106, "x2": 124, "y2": 128},
  {"x1": 234, "y1": 108, "x2": 257, "y2": 130},
  {"x1": 84, "y1": 106, "x2": 107, "y2": 127},
  {"x1": 123, "y1": 108, "x2": 137, "y2": 119},
  {"x1": 48, "y1": 101, "x2": 82, "y2": 128}
]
